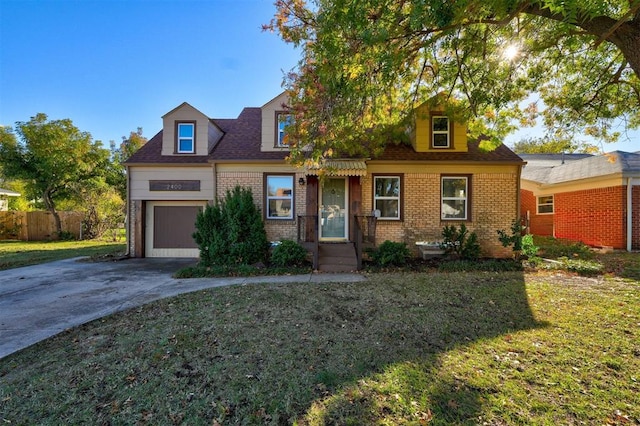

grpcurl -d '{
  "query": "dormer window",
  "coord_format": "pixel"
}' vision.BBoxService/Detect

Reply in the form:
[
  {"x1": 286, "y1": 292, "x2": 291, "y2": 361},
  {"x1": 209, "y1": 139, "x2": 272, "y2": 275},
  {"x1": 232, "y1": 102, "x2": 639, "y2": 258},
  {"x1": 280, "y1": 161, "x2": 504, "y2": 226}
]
[
  {"x1": 276, "y1": 112, "x2": 292, "y2": 147},
  {"x1": 432, "y1": 116, "x2": 450, "y2": 148},
  {"x1": 177, "y1": 122, "x2": 195, "y2": 153}
]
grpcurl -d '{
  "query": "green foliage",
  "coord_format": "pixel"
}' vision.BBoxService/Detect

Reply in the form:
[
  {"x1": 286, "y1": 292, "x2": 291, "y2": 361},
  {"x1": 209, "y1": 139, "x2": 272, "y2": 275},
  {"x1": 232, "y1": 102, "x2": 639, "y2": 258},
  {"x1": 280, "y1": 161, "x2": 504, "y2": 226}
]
[
  {"x1": 521, "y1": 234, "x2": 539, "y2": 258},
  {"x1": 0, "y1": 114, "x2": 113, "y2": 235},
  {"x1": 270, "y1": 240, "x2": 309, "y2": 267},
  {"x1": 541, "y1": 257, "x2": 605, "y2": 276},
  {"x1": 193, "y1": 186, "x2": 269, "y2": 267},
  {"x1": 109, "y1": 128, "x2": 147, "y2": 201},
  {"x1": 270, "y1": 0, "x2": 640, "y2": 162},
  {"x1": 535, "y1": 236, "x2": 593, "y2": 259},
  {"x1": 497, "y1": 219, "x2": 524, "y2": 252},
  {"x1": 369, "y1": 240, "x2": 411, "y2": 266},
  {"x1": 442, "y1": 224, "x2": 481, "y2": 260}
]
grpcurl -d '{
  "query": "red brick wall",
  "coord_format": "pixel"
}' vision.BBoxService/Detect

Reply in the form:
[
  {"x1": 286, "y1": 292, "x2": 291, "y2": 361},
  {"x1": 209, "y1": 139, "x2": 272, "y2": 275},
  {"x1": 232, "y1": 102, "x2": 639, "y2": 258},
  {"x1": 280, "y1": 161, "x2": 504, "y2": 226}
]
[
  {"x1": 555, "y1": 186, "x2": 626, "y2": 249},
  {"x1": 633, "y1": 186, "x2": 640, "y2": 250},
  {"x1": 520, "y1": 189, "x2": 554, "y2": 236}
]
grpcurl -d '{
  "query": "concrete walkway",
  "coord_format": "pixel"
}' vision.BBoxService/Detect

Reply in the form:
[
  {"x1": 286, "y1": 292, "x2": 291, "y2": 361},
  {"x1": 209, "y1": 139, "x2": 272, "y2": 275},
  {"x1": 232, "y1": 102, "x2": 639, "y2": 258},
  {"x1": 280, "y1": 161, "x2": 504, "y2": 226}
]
[{"x1": 0, "y1": 257, "x2": 366, "y2": 359}]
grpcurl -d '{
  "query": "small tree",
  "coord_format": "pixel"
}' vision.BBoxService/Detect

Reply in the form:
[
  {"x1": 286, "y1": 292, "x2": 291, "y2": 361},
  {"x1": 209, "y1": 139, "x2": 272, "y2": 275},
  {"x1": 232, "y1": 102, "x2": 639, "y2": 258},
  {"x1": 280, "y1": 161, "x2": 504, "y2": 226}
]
[{"x1": 193, "y1": 186, "x2": 269, "y2": 267}]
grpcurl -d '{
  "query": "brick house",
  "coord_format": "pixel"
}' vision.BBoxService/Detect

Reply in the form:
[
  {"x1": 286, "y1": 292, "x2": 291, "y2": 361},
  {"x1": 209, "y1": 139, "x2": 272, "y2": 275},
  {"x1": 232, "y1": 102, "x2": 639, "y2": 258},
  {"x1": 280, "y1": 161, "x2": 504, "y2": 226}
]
[
  {"x1": 520, "y1": 152, "x2": 640, "y2": 250},
  {"x1": 125, "y1": 93, "x2": 524, "y2": 269}
]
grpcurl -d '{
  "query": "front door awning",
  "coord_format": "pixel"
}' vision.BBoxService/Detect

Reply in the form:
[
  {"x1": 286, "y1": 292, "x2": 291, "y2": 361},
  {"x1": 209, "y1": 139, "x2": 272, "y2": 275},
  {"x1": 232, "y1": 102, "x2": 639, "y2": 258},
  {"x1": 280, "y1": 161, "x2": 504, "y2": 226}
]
[{"x1": 305, "y1": 159, "x2": 368, "y2": 177}]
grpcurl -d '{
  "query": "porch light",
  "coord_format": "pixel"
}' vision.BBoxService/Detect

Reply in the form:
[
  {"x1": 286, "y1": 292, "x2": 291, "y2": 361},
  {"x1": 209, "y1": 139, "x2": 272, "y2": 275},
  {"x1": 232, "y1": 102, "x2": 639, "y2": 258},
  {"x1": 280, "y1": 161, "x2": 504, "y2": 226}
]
[{"x1": 298, "y1": 177, "x2": 306, "y2": 186}]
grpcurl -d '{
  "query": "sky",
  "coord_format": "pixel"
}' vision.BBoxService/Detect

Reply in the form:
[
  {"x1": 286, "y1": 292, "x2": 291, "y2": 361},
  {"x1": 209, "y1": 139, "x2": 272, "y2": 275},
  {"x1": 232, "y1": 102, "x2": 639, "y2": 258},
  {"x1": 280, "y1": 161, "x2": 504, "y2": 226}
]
[{"x1": 0, "y1": 0, "x2": 637, "y2": 153}]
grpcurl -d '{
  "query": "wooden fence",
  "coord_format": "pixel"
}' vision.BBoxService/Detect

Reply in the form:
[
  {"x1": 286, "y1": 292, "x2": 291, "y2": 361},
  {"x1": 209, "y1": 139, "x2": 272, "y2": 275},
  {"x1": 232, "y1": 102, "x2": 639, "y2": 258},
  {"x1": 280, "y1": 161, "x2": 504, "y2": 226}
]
[{"x1": 0, "y1": 211, "x2": 84, "y2": 241}]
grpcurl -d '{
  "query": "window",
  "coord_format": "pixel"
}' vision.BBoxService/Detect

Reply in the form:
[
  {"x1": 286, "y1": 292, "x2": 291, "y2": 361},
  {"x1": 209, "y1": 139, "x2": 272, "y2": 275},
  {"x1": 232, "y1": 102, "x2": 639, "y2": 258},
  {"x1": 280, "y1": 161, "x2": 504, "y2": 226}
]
[
  {"x1": 432, "y1": 116, "x2": 450, "y2": 148},
  {"x1": 374, "y1": 176, "x2": 401, "y2": 220},
  {"x1": 442, "y1": 176, "x2": 468, "y2": 220},
  {"x1": 537, "y1": 195, "x2": 554, "y2": 214},
  {"x1": 177, "y1": 122, "x2": 195, "y2": 153},
  {"x1": 276, "y1": 112, "x2": 292, "y2": 147},
  {"x1": 266, "y1": 175, "x2": 294, "y2": 219}
]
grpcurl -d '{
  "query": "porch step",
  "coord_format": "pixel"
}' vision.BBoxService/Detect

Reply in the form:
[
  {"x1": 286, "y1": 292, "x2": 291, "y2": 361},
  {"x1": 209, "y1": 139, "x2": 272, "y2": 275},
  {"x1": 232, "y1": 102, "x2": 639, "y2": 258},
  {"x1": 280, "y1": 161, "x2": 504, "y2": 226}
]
[{"x1": 318, "y1": 243, "x2": 358, "y2": 272}]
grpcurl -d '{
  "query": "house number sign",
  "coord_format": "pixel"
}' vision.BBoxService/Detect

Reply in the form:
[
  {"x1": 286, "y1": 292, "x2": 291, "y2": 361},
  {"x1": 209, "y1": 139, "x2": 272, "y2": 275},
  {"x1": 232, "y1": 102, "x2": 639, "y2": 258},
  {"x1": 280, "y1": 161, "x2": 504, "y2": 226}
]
[{"x1": 149, "y1": 180, "x2": 201, "y2": 191}]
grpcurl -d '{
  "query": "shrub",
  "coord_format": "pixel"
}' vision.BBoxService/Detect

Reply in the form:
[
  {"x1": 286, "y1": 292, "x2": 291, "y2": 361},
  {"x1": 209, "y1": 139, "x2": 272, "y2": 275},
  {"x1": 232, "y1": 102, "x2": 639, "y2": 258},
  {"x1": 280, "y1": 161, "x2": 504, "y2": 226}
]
[
  {"x1": 521, "y1": 234, "x2": 539, "y2": 258},
  {"x1": 441, "y1": 224, "x2": 481, "y2": 260},
  {"x1": 535, "y1": 236, "x2": 593, "y2": 259},
  {"x1": 270, "y1": 240, "x2": 309, "y2": 267},
  {"x1": 193, "y1": 186, "x2": 269, "y2": 267},
  {"x1": 497, "y1": 219, "x2": 523, "y2": 252},
  {"x1": 370, "y1": 240, "x2": 411, "y2": 266}
]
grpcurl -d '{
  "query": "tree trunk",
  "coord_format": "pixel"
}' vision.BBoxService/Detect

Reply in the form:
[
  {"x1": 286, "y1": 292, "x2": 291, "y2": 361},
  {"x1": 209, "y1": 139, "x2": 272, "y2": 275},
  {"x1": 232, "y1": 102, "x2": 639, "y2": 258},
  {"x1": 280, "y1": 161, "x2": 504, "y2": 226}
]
[
  {"x1": 42, "y1": 188, "x2": 63, "y2": 237},
  {"x1": 611, "y1": 21, "x2": 640, "y2": 80}
]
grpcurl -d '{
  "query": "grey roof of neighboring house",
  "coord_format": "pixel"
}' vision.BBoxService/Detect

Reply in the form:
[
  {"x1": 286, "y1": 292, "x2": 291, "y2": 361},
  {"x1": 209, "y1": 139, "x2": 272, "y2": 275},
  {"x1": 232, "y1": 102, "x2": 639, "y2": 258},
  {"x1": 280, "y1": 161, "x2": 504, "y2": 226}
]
[{"x1": 521, "y1": 151, "x2": 640, "y2": 184}]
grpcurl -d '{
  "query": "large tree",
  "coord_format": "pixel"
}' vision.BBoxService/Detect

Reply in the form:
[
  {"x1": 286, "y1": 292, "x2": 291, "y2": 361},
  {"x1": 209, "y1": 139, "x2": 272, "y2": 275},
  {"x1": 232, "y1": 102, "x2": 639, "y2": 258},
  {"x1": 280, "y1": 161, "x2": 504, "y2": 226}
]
[
  {"x1": 268, "y1": 0, "x2": 640, "y2": 163},
  {"x1": 0, "y1": 114, "x2": 111, "y2": 236}
]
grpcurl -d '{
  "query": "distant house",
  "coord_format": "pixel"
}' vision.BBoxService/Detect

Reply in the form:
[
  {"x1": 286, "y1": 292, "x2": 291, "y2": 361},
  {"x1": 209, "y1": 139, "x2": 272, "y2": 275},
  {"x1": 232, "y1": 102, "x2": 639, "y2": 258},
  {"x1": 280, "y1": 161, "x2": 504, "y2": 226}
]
[
  {"x1": 520, "y1": 151, "x2": 640, "y2": 250},
  {"x1": 125, "y1": 93, "x2": 524, "y2": 269},
  {"x1": 0, "y1": 188, "x2": 20, "y2": 211}
]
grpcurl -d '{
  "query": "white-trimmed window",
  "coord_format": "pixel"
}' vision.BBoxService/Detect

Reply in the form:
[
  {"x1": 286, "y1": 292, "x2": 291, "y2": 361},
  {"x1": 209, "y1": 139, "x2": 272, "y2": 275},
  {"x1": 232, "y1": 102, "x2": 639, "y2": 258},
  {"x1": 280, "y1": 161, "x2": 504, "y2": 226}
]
[
  {"x1": 442, "y1": 176, "x2": 468, "y2": 220},
  {"x1": 276, "y1": 113, "x2": 292, "y2": 147},
  {"x1": 177, "y1": 122, "x2": 195, "y2": 153},
  {"x1": 537, "y1": 195, "x2": 554, "y2": 214},
  {"x1": 266, "y1": 175, "x2": 294, "y2": 219},
  {"x1": 374, "y1": 176, "x2": 401, "y2": 220},
  {"x1": 432, "y1": 116, "x2": 450, "y2": 148}
]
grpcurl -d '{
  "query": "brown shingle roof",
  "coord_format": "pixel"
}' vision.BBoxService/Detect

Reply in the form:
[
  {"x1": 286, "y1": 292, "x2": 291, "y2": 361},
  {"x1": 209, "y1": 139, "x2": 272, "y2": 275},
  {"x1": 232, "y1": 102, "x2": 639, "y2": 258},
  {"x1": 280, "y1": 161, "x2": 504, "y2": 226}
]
[
  {"x1": 125, "y1": 131, "x2": 211, "y2": 165},
  {"x1": 373, "y1": 140, "x2": 524, "y2": 163},
  {"x1": 209, "y1": 107, "x2": 287, "y2": 161}
]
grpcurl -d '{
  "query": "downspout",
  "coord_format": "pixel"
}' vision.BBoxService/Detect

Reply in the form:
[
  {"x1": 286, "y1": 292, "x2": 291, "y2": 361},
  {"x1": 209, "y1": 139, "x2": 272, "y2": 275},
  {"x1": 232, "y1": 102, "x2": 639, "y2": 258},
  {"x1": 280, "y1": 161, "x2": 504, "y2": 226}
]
[
  {"x1": 125, "y1": 164, "x2": 131, "y2": 257},
  {"x1": 627, "y1": 177, "x2": 632, "y2": 252},
  {"x1": 211, "y1": 162, "x2": 217, "y2": 205}
]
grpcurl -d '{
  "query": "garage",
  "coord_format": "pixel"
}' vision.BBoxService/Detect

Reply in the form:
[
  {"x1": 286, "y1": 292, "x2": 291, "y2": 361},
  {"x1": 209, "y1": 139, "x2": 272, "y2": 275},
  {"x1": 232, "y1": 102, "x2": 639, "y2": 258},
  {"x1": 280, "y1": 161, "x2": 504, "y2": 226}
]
[{"x1": 145, "y1": 201, "x2": 205, "y2": 257}]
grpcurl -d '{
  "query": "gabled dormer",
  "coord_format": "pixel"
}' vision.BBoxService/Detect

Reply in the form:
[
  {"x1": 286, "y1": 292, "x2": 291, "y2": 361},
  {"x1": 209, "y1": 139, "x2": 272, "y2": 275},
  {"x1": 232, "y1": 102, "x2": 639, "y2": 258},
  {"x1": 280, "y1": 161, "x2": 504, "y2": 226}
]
[
  {"x1": 161, "y1": 102, "x2": 224, "y2": 156},
  {"x1": 410, "y1": 101, "x2": 468, "y2": 153},
  {"x1": 261, "y1": 92, "x2": 291, "y2": 152}
]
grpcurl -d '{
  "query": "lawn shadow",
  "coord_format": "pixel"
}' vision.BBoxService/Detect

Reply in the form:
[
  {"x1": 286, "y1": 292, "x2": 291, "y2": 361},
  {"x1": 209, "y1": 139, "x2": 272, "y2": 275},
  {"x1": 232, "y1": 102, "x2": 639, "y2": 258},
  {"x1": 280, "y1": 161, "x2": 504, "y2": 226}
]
[{"x1": 285, "y1": 271, "x2": 545, "y2": 424}]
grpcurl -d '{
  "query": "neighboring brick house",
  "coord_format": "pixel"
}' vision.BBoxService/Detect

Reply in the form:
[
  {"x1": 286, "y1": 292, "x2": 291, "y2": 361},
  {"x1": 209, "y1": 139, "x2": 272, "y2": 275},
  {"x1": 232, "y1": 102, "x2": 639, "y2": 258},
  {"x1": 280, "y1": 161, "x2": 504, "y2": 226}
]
[
  {"x1": 125, "y1": 93, "x2": 524, "y2": 268},
  {"x1": 520, "y1": 152, "x2": 640, "y2": 250}
]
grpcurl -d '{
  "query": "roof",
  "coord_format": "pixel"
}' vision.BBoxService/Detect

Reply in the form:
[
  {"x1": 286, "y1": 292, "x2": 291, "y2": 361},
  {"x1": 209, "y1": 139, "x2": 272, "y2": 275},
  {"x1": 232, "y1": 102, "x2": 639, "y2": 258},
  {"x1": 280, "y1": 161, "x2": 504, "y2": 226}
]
[
  {"x1": 306, "y1": 160, "x2": 368, "y2": 176},
  {"x1": 0, "y1": 188, "x2": 20, "y2": 197},
  {"x1": 127, "y1": 102, "x2": 524, "y2": 166},
  {"x1": 373, "y1": 140, "x2": 524, "y2": 163},
  {"x1": 521, "y1": 151, "x2": 640, "y2": 184}
]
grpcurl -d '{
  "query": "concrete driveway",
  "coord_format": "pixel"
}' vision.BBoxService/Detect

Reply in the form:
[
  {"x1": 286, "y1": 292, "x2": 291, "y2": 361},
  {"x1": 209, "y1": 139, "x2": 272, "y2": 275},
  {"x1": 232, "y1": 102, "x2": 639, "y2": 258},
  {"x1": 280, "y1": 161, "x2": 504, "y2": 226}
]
[{"x1": 0, "y1": 257, "x2": 365, "y2": 359}]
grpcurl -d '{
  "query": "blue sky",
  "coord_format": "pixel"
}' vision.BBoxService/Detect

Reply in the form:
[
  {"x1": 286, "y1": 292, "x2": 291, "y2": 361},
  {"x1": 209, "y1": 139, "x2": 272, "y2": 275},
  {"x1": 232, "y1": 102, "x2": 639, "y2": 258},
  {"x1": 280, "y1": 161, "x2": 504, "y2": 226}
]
[
  {"x1": 1, "y1": 0, "x2": 299, "y2": 145},
  {"x1": 0, "y1": 0, "x2": 637, "y2": 152}
]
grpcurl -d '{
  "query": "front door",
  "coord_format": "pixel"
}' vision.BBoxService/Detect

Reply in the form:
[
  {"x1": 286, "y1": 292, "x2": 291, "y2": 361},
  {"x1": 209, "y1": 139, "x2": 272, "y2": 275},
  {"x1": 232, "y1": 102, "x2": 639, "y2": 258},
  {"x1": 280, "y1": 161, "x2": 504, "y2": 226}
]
[{"x1": 320, "y1": 178, "x2": 348, "y2": 240}]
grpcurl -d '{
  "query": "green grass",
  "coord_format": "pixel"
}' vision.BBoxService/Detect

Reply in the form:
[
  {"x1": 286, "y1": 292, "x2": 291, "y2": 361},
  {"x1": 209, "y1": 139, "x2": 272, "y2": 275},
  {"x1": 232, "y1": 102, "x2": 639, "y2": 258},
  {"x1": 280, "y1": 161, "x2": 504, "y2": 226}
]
[
  {"x1": 1, "y1": 270, "x2": 638, "y2": 424},
  {"x1": 0, "y1": 239, "x2": 126, "y2": 271}
]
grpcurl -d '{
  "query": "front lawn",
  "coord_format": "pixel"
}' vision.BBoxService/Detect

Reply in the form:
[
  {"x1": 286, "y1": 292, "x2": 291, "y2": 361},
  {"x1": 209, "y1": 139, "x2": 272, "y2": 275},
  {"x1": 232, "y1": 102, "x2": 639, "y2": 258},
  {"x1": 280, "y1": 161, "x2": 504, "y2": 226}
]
[
  {"x1": 0, "y1": 240, "x2": 126, "y2": 271},
  {"x1": 1, "y1": 271, "x2": 638, "y2": 424}
]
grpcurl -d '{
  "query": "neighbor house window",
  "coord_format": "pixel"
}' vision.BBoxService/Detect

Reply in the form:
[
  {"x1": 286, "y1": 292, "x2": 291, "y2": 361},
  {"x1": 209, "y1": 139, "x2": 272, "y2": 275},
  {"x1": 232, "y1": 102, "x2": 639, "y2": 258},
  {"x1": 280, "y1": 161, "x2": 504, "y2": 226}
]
[
  {"x1": 441, "y1": 176, "x2": 468, "y2": 220},
  {"x1": 276, "y1": 112, "x2": 292, "y2": 147},
  {"x1": 373, "y1": 175, "x2": 401, "y2": 220},
  {"x1": 432, "y1": 116, "x2": 450, "y2": 148},
  {"x1": 266, "y1": 175, "x2": 294, "y2": 219},
  {"x1": 537, "y1": 195, "x2": 554, "y2": 214},
  {"x1": 176, "y1": 122, "x2": 195, "y2": 153}
]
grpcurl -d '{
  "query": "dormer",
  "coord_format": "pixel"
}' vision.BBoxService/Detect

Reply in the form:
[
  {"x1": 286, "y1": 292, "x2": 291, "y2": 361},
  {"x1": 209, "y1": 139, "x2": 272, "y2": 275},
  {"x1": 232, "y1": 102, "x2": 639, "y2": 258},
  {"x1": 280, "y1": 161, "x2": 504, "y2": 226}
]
[
  {"x1": 161, "y1": 102, "x2": 224, "y2": 156},
  {"x1": 261, "y1": 92, "x2": 291, "y2": 152},
  {"x1": 410, "y1": 101, "x2": 468, "y2": 153}
]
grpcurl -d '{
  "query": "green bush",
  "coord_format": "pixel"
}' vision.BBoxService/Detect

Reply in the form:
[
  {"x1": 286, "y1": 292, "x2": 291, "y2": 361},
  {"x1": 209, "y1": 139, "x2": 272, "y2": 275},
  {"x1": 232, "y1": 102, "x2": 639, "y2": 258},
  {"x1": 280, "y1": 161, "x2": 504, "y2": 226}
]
[
  {"x1": 370, "y1": 240, "x2": 411, "y2": 266},
  {"x1": 270, "y1": 240, "x2": 309, "y2": 267},
  {"x1": 497, "y1": 219, "x2": 523, "y2": 252},
  {"x1": 535, "y1": 236, "x2": 593, "y2": 259},
  {"x1": 442, "y1": 224, "x2": 481, "y2": 260},
  {"x1": 521, "y1": 234, "x2": 539, "y2": 258},
  {"x1": 193, "y1": 186, "x2": 269, "y2": 267}
]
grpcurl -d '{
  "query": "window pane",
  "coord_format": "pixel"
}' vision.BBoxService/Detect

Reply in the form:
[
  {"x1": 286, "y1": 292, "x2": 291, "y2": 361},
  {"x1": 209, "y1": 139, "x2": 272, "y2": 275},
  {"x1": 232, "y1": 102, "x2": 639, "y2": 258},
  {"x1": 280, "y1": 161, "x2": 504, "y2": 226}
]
[
  {"x1": 268, "y1": 199, "x2": 292, "y2": 218},
  {"x1": 178, "y1": 123, "x2": 193, "y2": 137},
  {"x1": 442, "y1": 200, "x2": 466, "y2": 219},
  {"x1": 277, "y1": 114, "x2": 292, "y2": 146},
  {"x1": 375, "y1": 199, "x2": 399, "y2": 219},
  {"x1": 267, "y1": 176, "x2": 293, "y2": 197},
  {"x1": 433, "y1": 133, "x2": 449, "y2": 147},
  {"x1": 442, "y1": 178, "x2": 466, "y2": 198},
  {"x1": 432, "y1": 117, "x2": 448, "y2": 132},
  {"x1": 179, "y1": 139, "x2": 193, "y2": 152},
  {"x1": 375, "y1": 177, "x2": 399, "y2": 197},
  {"x1": 538, "y1": 205, "x2": 553, "y2": 214}
]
